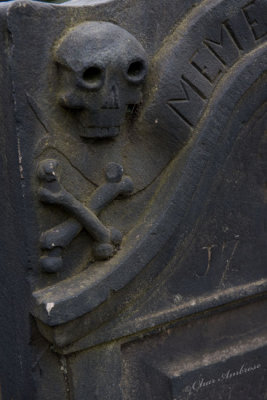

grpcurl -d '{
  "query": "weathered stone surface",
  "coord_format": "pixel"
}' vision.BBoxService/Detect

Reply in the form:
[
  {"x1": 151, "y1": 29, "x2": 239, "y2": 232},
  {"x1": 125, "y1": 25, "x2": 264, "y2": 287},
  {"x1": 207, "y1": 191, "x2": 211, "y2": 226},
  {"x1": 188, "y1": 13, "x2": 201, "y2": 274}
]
[
  {"x1": 121, "y1": 299, "x2": 267, "y2": 400},
  {"x1": 0, "y1": 0, "x2": 266, "y2": 398}
]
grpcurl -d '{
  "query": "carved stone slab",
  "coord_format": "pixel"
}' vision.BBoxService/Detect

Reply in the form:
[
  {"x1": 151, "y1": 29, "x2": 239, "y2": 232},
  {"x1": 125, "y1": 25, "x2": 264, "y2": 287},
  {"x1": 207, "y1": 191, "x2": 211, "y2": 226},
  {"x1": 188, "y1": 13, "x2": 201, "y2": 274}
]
[{"x1": 0, "y1": 0, "x2": 266, "y2": 398}]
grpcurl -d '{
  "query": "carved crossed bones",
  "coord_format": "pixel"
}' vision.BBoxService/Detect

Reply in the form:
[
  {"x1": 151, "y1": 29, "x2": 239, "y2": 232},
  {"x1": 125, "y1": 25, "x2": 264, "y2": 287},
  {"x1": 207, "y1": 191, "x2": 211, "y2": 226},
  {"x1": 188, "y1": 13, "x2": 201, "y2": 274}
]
[{"x1": 38, "y1": 159, "x2": 133, "y2": 273}]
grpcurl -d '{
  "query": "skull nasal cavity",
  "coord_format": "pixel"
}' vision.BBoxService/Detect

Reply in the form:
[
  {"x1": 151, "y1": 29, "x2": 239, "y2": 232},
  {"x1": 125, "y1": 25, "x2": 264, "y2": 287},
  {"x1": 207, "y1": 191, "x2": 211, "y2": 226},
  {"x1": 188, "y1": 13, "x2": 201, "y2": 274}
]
[{"x1": 103, "y1": 85, "x2": 119, "y2": 109}]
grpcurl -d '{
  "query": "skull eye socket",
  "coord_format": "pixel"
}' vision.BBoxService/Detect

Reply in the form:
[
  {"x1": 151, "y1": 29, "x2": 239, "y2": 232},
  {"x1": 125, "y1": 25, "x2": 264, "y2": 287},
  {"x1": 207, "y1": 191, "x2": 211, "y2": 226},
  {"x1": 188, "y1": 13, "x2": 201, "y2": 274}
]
[
  {"x1": 126, "y1": 60, "x2": 147, "y2": 83},
  {"x1": 82, "y1": 66, "x2": 104, "y2": 88}
]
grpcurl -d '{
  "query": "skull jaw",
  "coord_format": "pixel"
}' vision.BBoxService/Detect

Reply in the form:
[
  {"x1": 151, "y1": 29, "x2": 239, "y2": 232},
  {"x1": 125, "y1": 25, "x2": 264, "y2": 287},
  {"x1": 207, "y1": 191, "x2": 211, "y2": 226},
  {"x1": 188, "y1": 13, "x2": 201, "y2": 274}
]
[
  {"x1": 79, "y1": 126, "x2": 120, "y2": 139},
  {"x1": 76, "y1": 108, "x2": 125, "y2": 139}
]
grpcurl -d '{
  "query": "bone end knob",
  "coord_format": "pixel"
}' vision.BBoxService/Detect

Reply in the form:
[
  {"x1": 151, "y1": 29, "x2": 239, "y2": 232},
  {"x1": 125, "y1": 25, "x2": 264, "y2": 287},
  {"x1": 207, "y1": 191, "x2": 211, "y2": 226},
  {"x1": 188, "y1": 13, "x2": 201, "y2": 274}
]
[
  {"x1": 40, "y1": 255, "x2": 63, "y2": 273},
  {"x1": 110, "y1": 227, "x2": 123, "y2": 246},
  {"x1": 93, "y1": 243, "x2": 115, "y2": 260},
  {"x1": 38, "y1": 159, "x2": 59, "y2": 182},
  {"x1": 105, "y1": 162, "x2": 123, "y2": 183}
]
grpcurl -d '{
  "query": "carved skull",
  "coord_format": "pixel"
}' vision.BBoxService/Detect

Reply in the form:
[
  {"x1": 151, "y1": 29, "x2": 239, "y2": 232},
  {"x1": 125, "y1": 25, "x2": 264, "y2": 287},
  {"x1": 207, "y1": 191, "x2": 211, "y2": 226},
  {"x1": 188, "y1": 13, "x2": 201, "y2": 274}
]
[{"x1": 54, "y1": 22, "x2": 148, "y2": 138}]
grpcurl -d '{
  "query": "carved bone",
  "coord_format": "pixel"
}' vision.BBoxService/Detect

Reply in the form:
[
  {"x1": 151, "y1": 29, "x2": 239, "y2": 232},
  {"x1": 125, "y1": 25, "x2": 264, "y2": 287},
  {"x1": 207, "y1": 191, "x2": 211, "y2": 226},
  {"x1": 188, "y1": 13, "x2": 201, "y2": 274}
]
[{"x1": 38, "y1": 160, "x2": 133, "y2": 272}]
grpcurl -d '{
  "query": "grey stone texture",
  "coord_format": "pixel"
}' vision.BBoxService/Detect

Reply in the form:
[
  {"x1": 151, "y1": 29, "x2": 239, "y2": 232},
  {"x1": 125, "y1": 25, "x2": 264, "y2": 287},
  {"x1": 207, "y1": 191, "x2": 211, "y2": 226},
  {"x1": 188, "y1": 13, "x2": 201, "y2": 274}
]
[{"x1": 0, "y1": 0, "x2": 266, "y2": 398}]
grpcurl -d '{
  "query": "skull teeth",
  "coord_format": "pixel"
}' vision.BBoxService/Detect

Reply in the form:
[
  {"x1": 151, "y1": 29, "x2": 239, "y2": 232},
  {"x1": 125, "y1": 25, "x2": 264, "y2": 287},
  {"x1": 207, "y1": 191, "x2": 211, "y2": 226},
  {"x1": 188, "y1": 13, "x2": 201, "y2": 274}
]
[{"x1": 79, "y1": 126, "x2": 120, "y2": 139}]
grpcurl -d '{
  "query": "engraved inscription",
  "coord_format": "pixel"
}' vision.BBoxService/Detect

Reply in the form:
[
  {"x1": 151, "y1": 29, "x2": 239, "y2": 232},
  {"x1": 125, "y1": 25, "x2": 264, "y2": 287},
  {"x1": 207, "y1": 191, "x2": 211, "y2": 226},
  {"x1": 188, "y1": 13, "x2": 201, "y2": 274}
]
[
  {"x1": 168, "y1": 79, "x2": 206, "y2": 127},
  {"x1": 226, "y1": 8, "x2": 258, "y2": 50},
  {"x1": 191, "y1": 46, "x2": 224, "y2": 83},
  {"x1": 204, "y1": 24, "x2": 240, "y2": 67},
  {"x1": 243, "y1": 0, "x2": 267, "y2": 40},
  {"x1": 167, "y1": 2, "x2": 267, "y2": 129}
]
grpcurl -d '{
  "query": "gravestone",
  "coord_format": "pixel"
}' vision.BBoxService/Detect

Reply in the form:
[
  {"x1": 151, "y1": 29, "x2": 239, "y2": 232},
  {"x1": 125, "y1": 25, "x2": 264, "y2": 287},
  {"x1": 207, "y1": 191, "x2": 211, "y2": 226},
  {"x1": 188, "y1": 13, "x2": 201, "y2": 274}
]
[{"x1": 0, "y1": 0, "x2": 266, "y2": 398}]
